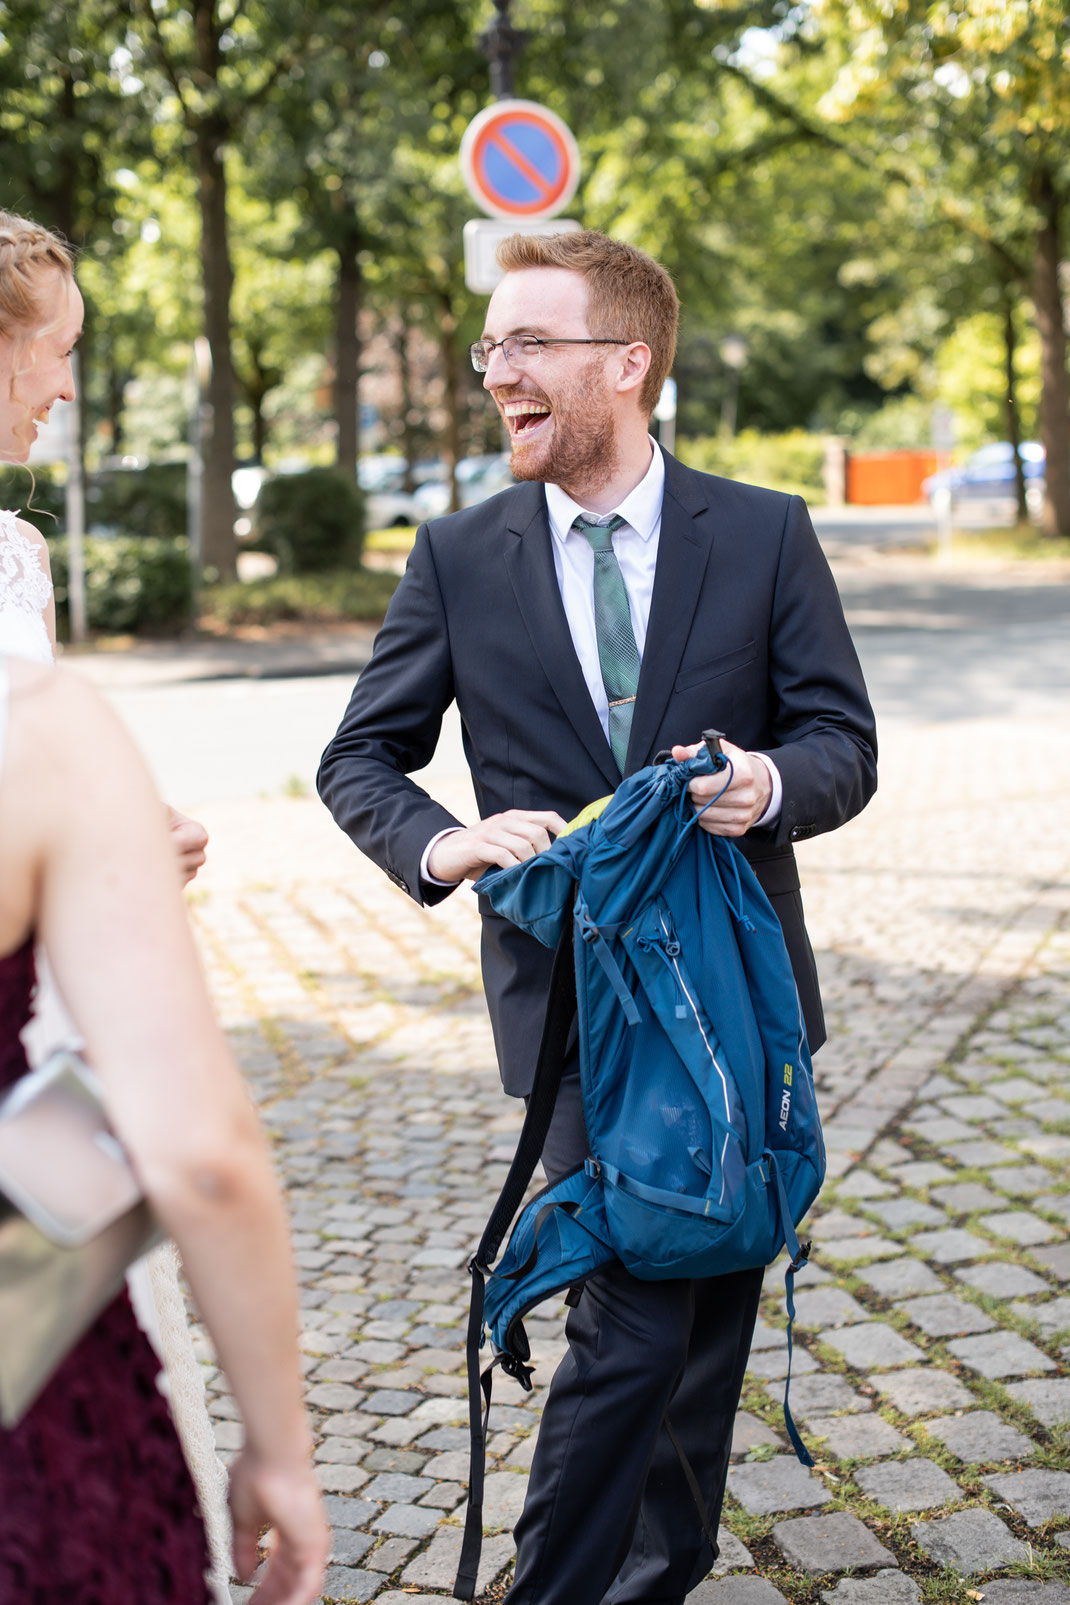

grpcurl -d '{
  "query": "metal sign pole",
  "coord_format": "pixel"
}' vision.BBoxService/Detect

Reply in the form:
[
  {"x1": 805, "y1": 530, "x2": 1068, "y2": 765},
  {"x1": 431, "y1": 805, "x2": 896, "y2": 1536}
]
[
  {"x1": 480, "y1": 0, "x2": 526, "y2": 99},
  {"x1": 65, "y1": 351, "x2": 86, "y2": 644},
  {"x1": 932, "y1": 404, "x2": 955, "y2": 562}
]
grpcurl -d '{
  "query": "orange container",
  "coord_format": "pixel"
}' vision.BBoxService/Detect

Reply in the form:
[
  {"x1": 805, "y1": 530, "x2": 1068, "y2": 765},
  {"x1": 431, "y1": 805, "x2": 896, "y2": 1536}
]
[{"x1": 845, "y1": 450, "x2": 941, "y2": 505}]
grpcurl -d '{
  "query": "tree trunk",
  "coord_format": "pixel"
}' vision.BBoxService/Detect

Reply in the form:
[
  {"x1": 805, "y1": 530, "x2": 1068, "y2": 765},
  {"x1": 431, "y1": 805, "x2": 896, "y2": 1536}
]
[
  {"x1": 334, "y1": 225, "x2": 362, "y2": 483},
  {"x1": 1001, "y1": 287, "x2": 1028, "y2": 525},
  {"x1": 194, "y1": 1, "x2": 236, "y2": 579},
  {"x1": 437, "y1": 292, "x2": 462, "y2": 514},
  {"x1": 235, "y1": 342, "x2": 273, "y2": 466},
  {"x1": 107, "y1": 356, "x2": 126, "y2": 459},
  {"x1": 396, "y1": 311, "x2": 418, "y2": 490},
  {"x1": 1031, "y1": 168, "x2": 1070, "y2": 539}
]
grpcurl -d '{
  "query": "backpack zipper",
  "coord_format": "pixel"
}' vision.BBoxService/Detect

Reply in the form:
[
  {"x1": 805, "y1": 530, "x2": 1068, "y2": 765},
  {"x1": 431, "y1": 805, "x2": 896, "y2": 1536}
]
[{"x1": 656, "y1": 912, "x2": 735, "y2": 1206}]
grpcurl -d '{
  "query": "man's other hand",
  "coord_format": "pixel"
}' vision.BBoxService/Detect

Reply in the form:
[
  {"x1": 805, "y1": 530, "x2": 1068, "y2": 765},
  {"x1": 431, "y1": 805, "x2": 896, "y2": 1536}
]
[
  {"x1": 168, "y1": 806, "x2": 209, "y2": 884},
  {"x1": 670, "y1": 739, "x2": 771, "y2": 837},
  {"x1": 426, "y1": 810, "x2": 568, "y2": 882}
]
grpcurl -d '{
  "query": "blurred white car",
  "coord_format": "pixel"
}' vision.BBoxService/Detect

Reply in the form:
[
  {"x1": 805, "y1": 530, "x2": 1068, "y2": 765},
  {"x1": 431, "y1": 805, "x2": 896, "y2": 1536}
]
[
  {"x1": 412, "y1": 454, "x2": 515, "y2": 520},
  {"x1": 359, "y1": 455, "x2": 443, "y2": 528}
]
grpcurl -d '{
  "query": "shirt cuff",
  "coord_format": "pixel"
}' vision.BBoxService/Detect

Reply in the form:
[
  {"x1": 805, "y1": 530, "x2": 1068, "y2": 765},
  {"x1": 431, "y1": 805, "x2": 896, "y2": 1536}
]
[
  {"x1": 750, "y1": 753, "x2": 782, "y2": 828},
  {"x1": 420, "y1": 827, "x2": 464, "y2": 886}
]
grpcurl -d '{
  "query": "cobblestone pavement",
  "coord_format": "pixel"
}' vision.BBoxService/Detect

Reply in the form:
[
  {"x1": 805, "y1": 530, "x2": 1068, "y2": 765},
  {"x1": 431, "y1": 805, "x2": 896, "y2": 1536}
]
[{"x1": 164, "y1": 554, "x2": 1070, "y2": 1605}]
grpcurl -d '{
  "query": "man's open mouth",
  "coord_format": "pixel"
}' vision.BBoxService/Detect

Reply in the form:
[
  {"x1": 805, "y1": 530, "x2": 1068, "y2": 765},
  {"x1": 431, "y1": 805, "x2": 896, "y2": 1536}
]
[{"x1": 502, "y1": 399, "x2": 551, "y2": 438}]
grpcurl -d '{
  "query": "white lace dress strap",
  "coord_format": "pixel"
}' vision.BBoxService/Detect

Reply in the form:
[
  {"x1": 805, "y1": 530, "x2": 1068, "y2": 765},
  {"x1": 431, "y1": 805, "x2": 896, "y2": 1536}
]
[{"x1": 0, "y1": 509, "x2": 54, "y2": 665}]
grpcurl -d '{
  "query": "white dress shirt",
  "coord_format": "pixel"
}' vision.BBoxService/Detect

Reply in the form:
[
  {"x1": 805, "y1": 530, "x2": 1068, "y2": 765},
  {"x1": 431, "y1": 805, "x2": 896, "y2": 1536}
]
[{"x1": 421, "y1": 443, "x2": 780, "y2": 883}]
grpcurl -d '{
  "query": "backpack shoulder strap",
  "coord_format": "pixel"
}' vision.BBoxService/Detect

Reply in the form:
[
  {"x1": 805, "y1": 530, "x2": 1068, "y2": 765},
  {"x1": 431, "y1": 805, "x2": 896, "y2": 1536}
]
[{"x1": 455, "y1": 892, "x2": 576, "y2": 1601}]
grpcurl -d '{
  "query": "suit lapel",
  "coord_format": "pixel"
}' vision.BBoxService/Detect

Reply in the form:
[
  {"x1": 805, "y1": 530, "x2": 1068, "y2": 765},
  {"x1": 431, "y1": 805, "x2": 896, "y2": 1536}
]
[
  {"x1": 503, "y1": 487, "x2": 620, "y2": 791},
  {"x1": 626, "y1": 453, "x2": 715, "y2": 769}
]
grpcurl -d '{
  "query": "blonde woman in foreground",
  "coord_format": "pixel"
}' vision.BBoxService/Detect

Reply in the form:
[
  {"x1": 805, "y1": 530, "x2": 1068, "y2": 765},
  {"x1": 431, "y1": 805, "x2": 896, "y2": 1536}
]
[
  {"x1": 0, "y1": 656, "x2": 328, "y2": 1601},
  {"x1": 0, "y1": 207, "x2": 239, "y2": 1594}
]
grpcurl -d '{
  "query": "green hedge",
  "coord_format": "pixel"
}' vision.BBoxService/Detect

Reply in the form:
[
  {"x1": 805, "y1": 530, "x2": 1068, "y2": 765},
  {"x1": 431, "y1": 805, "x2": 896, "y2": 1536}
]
[
  {"x1": 201, "y1": 567, "x2": 399, "y2": 627},
  {"x1": 677, "y1": 430, "x2": 826, "y2": 500},
  {"x1": 87, "y1": 463, "x2": 188, "y2": 539},
  {"x1": 48, "y1": 536, "x2": 192, "y2": 639},
  {"x1": 0, "y1": 464, "x2": 65, "y2": 534},
  {"x1": 252, "y1": 468, "x2": 365, "y2": 574},
  {"x1": 1, "y1": 463, "x2": 189, "y2": 541}
]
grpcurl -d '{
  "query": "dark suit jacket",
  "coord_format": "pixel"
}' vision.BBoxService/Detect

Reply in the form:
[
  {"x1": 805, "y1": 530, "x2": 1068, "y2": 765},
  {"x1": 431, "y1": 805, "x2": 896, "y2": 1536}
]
[{"x1": 318, "y1": 450, "x2": 877, "y2": 1095}]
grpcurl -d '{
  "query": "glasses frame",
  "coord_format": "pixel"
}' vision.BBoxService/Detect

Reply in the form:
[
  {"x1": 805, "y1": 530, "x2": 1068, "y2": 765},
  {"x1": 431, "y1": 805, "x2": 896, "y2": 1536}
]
[{"x1": 469, "y1": 336, "x2": 633, "y2": 374}]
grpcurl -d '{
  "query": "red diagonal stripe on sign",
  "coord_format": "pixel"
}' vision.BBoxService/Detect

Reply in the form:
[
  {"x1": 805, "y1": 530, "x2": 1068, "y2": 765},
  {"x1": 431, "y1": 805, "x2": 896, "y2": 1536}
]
[{"x1": 488, "y1": 128, "x2": 555, "y2": 199}]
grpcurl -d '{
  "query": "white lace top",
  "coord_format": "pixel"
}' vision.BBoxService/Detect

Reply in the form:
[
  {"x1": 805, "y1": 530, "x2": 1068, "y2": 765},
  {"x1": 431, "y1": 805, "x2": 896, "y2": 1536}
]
[{"x1": 0, "y1": 508, "x2": 53, "y2": 664}]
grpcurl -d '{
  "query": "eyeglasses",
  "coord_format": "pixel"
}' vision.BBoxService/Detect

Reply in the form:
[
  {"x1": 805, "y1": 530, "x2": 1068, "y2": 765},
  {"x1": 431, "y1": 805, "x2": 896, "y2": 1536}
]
[{"x1": 469, "y1": 336, "x2": 633, "y2": 373}]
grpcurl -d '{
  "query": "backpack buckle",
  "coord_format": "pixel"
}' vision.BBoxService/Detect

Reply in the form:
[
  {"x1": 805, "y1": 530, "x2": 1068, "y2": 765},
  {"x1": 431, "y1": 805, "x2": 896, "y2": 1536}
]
[
  {"x1": 584, "y1": 1157, "x2": 602, "y2": 1180},
  {"x1": 500, "y1": 1353, "x2": 535, "y2": 1390},
  {"x1": 789, "y1": 1238, "x2": 811, "y2": 1274}
]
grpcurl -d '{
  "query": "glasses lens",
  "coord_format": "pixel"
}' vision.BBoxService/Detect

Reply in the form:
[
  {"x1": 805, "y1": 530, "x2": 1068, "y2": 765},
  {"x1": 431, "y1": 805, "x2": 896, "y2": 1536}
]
[{"x1": 470, "y1": 342, "x2": 489, "y2": 373}]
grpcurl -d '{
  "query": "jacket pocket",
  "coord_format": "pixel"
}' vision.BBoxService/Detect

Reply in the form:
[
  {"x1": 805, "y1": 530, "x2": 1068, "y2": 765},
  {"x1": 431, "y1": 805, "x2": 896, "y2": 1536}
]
[
  {"x1": 675, "y1": 639, "x2": 757, "y2": 693},
  {"x1": 744, "y1": 849, "x2": 801, "y2": 897}
]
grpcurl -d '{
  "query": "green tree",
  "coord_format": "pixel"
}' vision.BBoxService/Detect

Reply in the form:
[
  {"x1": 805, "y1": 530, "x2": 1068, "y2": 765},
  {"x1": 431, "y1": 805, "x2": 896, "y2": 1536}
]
[
  {"x1": 810, "y1": 0, "x2": 1070, "y2": 534},
  {"x1": 246, "y1": 0, "x2": 485, "y2": 484},
  {"x1": 130, "y1": 0, "x2": 328, "y2": 576},
  {"x1": 0, "y1": 1, "x2": 146, "y2": 455}
]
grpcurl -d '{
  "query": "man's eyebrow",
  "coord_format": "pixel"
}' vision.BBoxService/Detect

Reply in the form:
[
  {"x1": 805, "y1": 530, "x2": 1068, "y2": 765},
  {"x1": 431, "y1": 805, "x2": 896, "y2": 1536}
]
[{"x1": 479, "y1": 326, "x2": 557, "y2": 340}]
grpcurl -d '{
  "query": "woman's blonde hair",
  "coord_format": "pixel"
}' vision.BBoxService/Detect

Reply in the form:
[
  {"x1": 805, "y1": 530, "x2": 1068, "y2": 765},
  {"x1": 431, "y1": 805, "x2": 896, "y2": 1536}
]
[
  {"x1": 0, "y1": 213, "x2": 75, "y2": 485},
  {"x1": 0, "y1": 210, "x2": 75, "y2": 346}
]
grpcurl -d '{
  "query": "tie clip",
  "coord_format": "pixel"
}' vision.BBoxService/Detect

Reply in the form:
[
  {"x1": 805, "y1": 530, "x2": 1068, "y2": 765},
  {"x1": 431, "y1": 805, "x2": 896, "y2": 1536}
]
[{"x1": 608, "y1": 696, "x2": 637, "y2": 708}]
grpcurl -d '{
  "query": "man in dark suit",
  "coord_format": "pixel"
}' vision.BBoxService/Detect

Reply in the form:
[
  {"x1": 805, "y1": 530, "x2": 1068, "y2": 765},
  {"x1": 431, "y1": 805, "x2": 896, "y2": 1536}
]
[{"x1": 318, "y1": 231, "x2": 876, "y2": 1605}]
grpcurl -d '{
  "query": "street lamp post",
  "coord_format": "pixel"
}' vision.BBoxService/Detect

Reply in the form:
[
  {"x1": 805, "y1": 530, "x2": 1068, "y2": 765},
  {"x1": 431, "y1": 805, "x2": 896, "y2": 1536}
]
[
  {"x1": 720, "y1": 334, "x2": 748, "y2": 440},
  {"x1": 65, "y1": 352, "x2": 86, "y2": 644},
  {"x1": 188, "y1": 336, "x2": 213, "y2": 605}
]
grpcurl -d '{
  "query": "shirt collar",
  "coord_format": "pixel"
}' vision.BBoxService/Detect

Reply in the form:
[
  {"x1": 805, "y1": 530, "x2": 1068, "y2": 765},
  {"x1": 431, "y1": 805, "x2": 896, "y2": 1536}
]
[{"x1": 546, "y1": 438, "x2": 665, "y2": 546}]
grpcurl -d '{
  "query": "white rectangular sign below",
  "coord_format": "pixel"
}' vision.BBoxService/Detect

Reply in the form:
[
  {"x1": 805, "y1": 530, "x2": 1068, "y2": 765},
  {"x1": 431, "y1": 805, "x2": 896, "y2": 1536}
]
[{"x1": 464, "y1": 217, "x2": 581, "y2": 294}]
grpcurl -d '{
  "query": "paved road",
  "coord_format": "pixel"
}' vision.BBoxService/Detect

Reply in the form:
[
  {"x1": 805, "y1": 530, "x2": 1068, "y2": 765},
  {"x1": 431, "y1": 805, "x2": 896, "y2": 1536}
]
[{"x1": 82, "y1": 543, "x2": 1070, "y2": 1603}]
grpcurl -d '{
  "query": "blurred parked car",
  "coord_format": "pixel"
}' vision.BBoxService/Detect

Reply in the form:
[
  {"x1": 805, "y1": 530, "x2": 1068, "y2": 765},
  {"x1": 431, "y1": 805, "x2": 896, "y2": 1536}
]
[
  {"x1": 412, "y1": 453, "x2": 516, "y2": 520},
  {"x1": 922, "y1": 441, "x2": 1045, "y2": 513},
  {"x1": 359, "y1": 455, "x2": 443, "y2": 528}
]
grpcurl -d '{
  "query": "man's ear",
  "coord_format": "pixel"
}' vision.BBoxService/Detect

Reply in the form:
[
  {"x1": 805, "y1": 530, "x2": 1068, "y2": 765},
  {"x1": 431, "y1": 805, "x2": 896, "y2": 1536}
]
[{"x1": 614, "y1": 341, "x2": 651, "y2": 397}]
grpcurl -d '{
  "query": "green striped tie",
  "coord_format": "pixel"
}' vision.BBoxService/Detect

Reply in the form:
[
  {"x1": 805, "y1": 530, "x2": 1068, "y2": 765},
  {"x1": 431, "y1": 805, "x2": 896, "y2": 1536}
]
[{"x1": 574, "y1": 513, "x2": 640, "y2": 774}]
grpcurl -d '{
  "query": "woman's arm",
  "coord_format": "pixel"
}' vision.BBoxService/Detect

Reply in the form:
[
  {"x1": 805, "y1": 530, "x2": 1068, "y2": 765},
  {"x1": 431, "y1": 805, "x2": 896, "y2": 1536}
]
[{"x1": 2, "y1": 664, "x2": 327, "y2": 1603}]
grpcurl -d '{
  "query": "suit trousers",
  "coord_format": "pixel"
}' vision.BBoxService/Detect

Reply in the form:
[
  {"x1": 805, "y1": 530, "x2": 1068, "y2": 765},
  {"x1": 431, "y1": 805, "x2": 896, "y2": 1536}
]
[{"x1": 505, "y1": 1068, "x2": 764, "y2": 1605}]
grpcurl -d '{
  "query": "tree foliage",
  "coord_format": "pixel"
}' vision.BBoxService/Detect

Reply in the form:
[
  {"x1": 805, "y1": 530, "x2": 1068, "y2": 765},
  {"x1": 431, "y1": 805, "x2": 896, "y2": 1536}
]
[{"x1": 1, "y1": 0, "x2": 1066, "y2": 555}]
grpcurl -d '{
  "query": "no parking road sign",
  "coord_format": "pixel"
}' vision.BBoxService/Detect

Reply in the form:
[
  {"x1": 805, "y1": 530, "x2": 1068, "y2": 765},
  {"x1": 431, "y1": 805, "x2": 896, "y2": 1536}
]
[{"x1": 460, "y1": 100, "x2": 580, "y2": 221}]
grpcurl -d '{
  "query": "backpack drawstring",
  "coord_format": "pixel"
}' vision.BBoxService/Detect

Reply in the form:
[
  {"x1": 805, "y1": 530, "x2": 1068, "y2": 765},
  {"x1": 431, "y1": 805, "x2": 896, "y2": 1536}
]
[
  {"x1": 707, "y1": 832, "x2": 757, "y2": 933},
  {"x1": 764, "y1": 1150, "x2": 815, "y2": 1468}
]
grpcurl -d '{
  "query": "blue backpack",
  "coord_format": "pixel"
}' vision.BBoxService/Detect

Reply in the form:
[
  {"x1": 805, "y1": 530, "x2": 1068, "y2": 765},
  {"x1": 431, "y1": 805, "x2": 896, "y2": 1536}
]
[{"x1": 454, "y1": 741, "x2": 825, "y2": 1600}]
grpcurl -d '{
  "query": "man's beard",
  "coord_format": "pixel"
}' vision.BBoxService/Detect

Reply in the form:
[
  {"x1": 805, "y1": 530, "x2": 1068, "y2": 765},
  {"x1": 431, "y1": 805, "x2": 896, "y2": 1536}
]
[{"x1": 506, "y1": 361, "x2": 618, "y2": 496}]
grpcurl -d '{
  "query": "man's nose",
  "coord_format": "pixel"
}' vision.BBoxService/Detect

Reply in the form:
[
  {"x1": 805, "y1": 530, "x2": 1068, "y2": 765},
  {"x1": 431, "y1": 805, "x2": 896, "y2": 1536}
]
[{"x1": 482, "y1": 343, "x2": 520, "y2": 390}]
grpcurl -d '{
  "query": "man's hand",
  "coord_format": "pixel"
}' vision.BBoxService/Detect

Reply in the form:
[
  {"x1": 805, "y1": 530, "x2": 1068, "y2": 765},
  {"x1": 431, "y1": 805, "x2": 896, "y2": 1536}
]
[
  {"x1": 167, "y1": 806, "x2": 209, "y2": 885},
  {"x1": 670, "y1": 739, "x2": 771, "y2": 837},
  {"x1": 426, "y1": 810, "x2": 568, "y2": 883}
]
